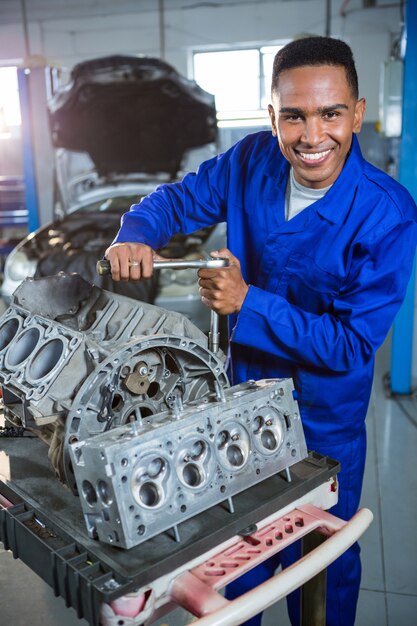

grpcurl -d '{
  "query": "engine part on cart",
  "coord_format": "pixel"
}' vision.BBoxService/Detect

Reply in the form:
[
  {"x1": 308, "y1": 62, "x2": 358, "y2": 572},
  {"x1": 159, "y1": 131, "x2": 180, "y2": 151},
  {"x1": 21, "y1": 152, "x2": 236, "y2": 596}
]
[
  {"x1": 70, "y1": 378, "x2": 307, "y2": 549},
  {"x1": 0, "y1": 273, "x2": 229, "y2": 491}
]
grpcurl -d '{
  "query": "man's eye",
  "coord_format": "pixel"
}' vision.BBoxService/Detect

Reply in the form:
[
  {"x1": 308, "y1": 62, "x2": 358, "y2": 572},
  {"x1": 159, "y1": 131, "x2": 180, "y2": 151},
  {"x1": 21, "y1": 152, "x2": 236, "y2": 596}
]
[
  {"x1": 324, "y1": 111, "x2": 339, "y2": 119},
  {"x1": 284, "y1": 114, "x2": 301, "y2": 121}
]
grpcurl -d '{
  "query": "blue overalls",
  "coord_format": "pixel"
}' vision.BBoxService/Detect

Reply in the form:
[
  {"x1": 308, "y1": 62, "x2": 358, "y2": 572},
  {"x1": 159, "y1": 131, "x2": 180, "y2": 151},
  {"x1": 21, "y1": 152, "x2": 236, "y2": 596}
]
[{"x1": 115, "y1": 131, "x2": 417, "y2": 625}]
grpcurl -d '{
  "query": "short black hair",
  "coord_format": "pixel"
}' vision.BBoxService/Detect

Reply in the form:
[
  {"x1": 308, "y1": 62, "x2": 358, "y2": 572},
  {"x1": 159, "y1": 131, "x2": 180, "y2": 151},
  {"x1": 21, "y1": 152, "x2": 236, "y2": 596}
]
[{"x1": 272, "y1": 36, "x2": 358, "y2": 99}]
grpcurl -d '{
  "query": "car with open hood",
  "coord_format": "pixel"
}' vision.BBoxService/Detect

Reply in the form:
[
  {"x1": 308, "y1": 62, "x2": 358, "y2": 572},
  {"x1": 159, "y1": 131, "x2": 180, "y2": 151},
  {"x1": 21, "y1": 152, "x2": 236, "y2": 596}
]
[{"x1": 2, "y1": 55, "x2": 224, "y2": 331}]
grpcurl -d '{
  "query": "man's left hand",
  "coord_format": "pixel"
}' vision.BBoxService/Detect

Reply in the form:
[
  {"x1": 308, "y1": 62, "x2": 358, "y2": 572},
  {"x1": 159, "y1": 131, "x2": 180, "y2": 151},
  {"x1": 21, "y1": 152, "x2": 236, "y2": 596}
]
[{"x1": 198, "y1": 248, "x2": 249, "y2": 315}]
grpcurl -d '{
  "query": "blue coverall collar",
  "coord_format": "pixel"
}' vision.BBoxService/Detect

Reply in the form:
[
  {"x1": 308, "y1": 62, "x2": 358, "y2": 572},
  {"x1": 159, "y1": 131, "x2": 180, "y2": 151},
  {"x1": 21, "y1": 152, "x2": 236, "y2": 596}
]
[
  {"x1": 264, "y1": 134, "x2": 365, "y2": 226},
  {"x1": 315, "y1": 135, "x2": 365, "y2": 224}
]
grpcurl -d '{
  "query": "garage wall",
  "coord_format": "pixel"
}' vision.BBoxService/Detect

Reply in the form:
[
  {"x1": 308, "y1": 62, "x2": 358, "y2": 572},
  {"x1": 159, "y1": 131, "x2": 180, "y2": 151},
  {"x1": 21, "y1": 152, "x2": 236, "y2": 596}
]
[{"x1": 0, "y1": 0, "x2": 403, "y2": 121}]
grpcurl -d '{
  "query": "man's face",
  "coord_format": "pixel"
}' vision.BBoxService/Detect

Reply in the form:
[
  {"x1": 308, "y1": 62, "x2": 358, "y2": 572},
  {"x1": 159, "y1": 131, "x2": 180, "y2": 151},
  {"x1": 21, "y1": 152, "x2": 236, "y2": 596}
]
[{"x1": 268, "y1": 64, "x2": 366, "y2": 189}]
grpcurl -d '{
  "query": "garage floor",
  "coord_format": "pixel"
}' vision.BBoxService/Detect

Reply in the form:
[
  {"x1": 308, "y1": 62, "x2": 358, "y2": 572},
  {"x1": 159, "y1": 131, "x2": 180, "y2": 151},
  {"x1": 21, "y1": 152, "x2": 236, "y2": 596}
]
[{"x1": 0, "y1": 337, "x2": 416, "y2": 626}]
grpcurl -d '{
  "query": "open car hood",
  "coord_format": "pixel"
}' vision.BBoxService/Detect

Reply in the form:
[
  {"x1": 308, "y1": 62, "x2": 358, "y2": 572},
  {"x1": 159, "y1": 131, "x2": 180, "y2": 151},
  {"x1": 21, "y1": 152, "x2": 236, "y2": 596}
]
[{"x1": 49, "y1": 55, "x2": 217, "y2": 177}]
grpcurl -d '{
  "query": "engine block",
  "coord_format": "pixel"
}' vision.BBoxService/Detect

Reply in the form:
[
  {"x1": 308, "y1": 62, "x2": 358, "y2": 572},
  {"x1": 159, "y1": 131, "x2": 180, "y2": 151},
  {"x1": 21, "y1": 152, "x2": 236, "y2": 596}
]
[
  {"x1": 0, "y1": 273, "x2": 308, "y2": 549},
  {"x1": 0, "y1": 273, "x2": 228, "y2": 490},
  {"x1": 70, "y1": 378, "x2": 307, "y2": 549}
]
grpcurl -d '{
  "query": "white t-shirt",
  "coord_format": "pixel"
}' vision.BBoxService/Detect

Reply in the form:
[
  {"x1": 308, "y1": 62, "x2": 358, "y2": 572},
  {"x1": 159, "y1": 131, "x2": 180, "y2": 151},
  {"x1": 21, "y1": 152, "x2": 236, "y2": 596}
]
[{"x1": 285, "y1": 167, "x2": 332, "y2": 221}]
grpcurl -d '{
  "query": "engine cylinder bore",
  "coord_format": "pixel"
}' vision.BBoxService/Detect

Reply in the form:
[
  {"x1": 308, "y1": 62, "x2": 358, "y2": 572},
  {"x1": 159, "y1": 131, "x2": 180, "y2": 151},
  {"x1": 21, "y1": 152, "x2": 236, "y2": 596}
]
[
  {"x1": 97, "y1": 479, "x2": 113, "y2": 506},
  {"x1": 27, "y1": 338, "x2": 65, "y2": 381},
  {"x1": 176, "y1": 436, "x2": 212, "y2": 489},
  {"x1": 261, "y1": 429, "x2": 278, "y2": 451},
  {"x1": 131, "y1": 452, "x2": 170, "y2": 510},
  {"x1": 226, "y1": 444, "x2": 245, "y2": 467},
  {"x1": 0, "y1": 317, "x2": 20, "y2": 352},
  {"x1": 138, "y1": 481, "x2": 161, "y2": 508},
  {"x1": 252, "y1": 409, "x2": 286, "y2": 456},
  {"x1": 5, "y1": 326, "x2": 41, "y2": 368},
  {"x1": 82, "y1": 479, "x2": 97, "y2": 505},
  {"x1": 216, "y1": 421, "x2": 250, "y2": 471},
  {"x1": 182, "y1": 462, "x2": 202, "y2": 487}
]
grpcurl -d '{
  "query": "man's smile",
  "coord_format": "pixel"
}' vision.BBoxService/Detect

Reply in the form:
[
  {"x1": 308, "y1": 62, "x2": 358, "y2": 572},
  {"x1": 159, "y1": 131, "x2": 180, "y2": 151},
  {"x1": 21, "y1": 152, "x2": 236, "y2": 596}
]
[{"x1": 297, "y1": 148, "x2": 334, "y2": 163}]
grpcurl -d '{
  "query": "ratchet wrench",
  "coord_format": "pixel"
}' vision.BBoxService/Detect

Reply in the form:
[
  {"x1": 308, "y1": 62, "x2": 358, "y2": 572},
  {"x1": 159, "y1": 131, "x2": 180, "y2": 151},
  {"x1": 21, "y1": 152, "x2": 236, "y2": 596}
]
[
  {"x1": 96, "y1": 257, "x2": 229, "y2": 353},
  {"x1": 96, "y1": 257, "x2": 229, "y2": 274}
]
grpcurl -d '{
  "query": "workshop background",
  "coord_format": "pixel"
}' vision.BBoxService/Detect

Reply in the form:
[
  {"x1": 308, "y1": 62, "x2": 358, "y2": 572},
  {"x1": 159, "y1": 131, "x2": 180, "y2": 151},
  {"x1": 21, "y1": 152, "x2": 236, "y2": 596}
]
[{"x1": 0, "y1": 1, "x2": 416, "y2": 625}]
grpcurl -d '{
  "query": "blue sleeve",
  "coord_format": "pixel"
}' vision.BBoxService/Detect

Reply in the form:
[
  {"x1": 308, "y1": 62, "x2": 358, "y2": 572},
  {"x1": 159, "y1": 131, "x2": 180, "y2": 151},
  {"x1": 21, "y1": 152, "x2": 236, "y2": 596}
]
[
  {"x1": 232, "y1": 220, "x2": 417, "y2": 372},
  {"x1": 112, "y1": 152, "x2": 230, "y2": 249}
]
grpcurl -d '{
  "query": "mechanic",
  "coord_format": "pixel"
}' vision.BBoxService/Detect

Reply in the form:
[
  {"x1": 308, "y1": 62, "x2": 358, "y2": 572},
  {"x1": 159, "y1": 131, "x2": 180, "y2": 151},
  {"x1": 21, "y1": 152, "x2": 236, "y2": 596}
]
[{"x1": 105, "y1": 36, "x2": 417, "y2": 626}]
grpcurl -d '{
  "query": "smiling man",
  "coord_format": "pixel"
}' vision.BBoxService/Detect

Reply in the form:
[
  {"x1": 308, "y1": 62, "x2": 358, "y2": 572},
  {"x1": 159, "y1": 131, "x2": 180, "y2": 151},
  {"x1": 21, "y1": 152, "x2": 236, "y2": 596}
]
[
  {"x1": 269, "y1": 64, "x2": 365, "y2": 189},
  {"x1": 106, "y1": 37, "x2": 417, "y2": 625}
]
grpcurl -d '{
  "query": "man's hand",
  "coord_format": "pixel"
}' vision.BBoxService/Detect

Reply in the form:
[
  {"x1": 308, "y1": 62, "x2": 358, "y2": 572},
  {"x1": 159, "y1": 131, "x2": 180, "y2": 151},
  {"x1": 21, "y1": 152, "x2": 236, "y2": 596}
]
[
  {"x1": 104, "y1": 242, "x2": 163, "y2": 281},
  {"x1": 198, "y1": 248, "x2": 249, "y2": 315}
]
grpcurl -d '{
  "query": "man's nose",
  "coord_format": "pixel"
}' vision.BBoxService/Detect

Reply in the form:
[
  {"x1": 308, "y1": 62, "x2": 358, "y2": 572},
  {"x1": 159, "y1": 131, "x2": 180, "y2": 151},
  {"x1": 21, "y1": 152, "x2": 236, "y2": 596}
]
[{"x1": 301, "y1": 117, "x2": 324, "y2": 146}]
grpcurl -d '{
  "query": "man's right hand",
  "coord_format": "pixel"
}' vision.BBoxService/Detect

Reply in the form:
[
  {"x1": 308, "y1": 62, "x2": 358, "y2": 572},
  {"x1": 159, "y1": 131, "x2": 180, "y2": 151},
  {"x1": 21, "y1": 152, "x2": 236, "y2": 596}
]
[{"x1": 104, "y1": 242, "x2": 156, "y2": 281}]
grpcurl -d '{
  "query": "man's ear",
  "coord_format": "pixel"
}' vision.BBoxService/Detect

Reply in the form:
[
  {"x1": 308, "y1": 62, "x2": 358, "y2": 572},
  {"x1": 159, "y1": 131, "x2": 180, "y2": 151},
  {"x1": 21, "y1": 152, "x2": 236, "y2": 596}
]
[
  {"x1": 353, "y1": 98, "x2": 366, "y2": 134},
  {"x1": 268, "y1": 104, "x2": 277, "y2": 137}
]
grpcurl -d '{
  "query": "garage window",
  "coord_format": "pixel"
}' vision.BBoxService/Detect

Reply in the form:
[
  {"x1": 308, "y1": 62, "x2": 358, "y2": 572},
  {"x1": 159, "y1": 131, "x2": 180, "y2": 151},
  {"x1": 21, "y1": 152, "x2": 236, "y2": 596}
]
[
  {"x1": 192, "y1": 44, "x2": 288, "y2": 128},
  {"x1": 0, "y1": 66, "x2": 21, "y2": 137}
]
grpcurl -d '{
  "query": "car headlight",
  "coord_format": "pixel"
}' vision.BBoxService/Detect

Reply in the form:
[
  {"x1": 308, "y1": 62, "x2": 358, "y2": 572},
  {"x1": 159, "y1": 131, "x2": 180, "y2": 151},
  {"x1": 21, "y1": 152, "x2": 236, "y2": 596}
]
[{"x1": 4, "y1": 250, "x2": 37, "y2": 282}]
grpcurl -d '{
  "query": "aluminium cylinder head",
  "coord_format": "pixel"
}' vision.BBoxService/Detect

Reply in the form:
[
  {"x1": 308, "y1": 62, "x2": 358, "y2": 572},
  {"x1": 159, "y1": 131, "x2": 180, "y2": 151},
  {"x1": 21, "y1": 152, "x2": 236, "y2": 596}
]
[{"x1": 70, "y1": 378, "x2": 307, "y2": 549}]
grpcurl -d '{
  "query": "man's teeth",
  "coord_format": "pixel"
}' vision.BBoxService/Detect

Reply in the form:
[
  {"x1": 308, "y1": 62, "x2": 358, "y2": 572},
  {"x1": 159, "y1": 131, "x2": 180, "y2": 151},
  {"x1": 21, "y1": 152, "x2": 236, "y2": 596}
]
[{"x1": 300, "y1": 149, "x2": 332, "y2": 160}]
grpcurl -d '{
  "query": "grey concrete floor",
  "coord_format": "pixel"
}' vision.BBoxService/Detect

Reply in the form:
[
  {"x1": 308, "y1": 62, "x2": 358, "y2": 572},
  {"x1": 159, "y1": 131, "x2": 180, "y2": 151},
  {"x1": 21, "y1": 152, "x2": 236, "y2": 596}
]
[{"x1": 1, "y1": 338, "x2": 416, "y2": 625}]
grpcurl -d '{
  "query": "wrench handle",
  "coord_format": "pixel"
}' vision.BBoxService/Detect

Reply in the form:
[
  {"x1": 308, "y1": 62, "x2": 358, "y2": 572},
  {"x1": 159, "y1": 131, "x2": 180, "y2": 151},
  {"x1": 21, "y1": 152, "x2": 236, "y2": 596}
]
[{"x1": 96, "y1": 257, "x2": 229, "y2": 275}]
